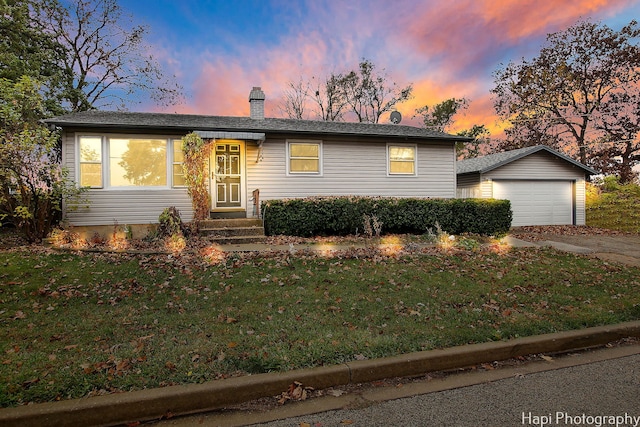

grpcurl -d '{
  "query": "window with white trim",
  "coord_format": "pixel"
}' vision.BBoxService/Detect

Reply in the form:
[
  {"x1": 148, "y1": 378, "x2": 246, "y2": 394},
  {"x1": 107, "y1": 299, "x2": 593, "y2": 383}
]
[
  {"x1": 287, "y1": 141, "x2": 322, "y2": 174},
  {"x1": 388, "y1": 144, "x2": 417, "y2": 175},
  {"x1": 77, "y1": 136, "x2": 187, "y2": 189},
  {"x1": 172, "y1": 139, "x2": 186, "y2": 187},
  {"x1": 79, "y1": 136, "x2": 103, "y2": 188}
]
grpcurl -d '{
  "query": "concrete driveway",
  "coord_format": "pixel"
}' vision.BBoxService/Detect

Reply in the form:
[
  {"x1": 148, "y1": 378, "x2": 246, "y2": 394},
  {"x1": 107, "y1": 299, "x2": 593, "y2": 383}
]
[{"x1": 510, "y1": 231, "x2": 640, "y2": 268}]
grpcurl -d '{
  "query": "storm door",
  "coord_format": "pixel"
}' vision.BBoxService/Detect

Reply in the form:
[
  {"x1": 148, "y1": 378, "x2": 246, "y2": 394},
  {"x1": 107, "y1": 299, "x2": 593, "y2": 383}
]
[{"x1": 212, "y1": 141, "x2": 244, "y2": 210}]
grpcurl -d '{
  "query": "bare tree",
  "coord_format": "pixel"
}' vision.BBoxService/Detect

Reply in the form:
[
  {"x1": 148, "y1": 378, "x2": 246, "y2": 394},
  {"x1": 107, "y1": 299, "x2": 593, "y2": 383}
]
[
  {"x1": 341, "y1": 59, "x2": 413, "y2": 123},
  {"x1": 279, "y1": 78, "x2": 309, "y2": 120},
  {"x1": 280, "y1": 59, "x2": 412, "y2": 123},
  {"x1": 36, "y1": 0, "x2": 182, "y2": 111},
  {"x1": 311, "y1": 74, "x2": 348, "y2": 121}
]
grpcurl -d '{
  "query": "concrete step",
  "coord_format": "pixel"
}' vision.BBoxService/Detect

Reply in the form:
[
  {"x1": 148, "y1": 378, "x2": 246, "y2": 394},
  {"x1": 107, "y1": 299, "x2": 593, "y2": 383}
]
[
  {"x1": 203, "y1": 235, "x2": 267, "y2": 244},
  {"x1": 199, "y1": 226, "x2": 265, "y2": 238},
  {"x1": 200, "y1": 219, "x2": 263, "y2": 228},
  {"x1": 197, "y1": 218, "x2": 266, "y2": 244}
]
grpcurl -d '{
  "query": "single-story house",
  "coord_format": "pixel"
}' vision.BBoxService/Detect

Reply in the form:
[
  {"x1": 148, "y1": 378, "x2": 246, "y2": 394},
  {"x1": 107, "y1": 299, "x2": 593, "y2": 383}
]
[
  {"x1": 44, "y1": 87, "x2": 470, "y2": 229},
  {"x1": 456, "y1": 145, "x2": 597, "y2": 227}
]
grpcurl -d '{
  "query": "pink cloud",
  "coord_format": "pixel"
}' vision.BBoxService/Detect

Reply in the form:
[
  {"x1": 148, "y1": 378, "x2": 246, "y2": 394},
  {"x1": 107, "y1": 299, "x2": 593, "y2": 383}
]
[{"x1": 156, "y1": 0, "x2": 637, "y2": 138}]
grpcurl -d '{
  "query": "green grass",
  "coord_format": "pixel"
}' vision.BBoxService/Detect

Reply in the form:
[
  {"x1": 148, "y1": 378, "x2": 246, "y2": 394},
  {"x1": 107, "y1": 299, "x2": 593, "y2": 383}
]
[
  {"x1": 587, "y1": 181, "x2": 640, "y2": 233},
  {"x1": 1, "y1": 244, "x2": 639, "y2": 407}
]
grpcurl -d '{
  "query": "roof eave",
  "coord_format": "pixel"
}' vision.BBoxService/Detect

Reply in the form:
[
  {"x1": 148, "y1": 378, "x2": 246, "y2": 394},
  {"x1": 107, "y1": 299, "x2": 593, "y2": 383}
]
[{"x1": 45, "y1": 119, "x2": 472, "y2": 142}]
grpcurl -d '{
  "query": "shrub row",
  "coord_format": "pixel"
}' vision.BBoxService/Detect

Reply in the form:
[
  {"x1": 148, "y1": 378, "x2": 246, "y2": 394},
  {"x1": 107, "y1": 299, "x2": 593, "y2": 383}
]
[{"x1": 262, "y1": 196, "x2": 512, "y2": 237}]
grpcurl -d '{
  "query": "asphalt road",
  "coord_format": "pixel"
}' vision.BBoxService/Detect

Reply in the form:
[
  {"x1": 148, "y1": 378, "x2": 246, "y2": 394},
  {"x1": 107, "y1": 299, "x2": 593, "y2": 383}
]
[{"x1": 252, "y1": 347, "x2": 640, "y2": 427}]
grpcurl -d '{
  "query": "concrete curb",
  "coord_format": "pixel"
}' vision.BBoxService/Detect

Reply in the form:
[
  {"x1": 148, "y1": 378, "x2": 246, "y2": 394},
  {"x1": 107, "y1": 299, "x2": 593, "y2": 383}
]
[{"x1": 1, "y1": 321, "x2": 640, "y2": 427}]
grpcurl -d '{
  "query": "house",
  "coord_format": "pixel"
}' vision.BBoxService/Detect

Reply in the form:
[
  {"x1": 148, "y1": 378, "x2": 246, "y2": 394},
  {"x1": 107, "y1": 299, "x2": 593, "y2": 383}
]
[
  {"x1": 45, "y1": 87, "x2": 469, "y2": 232},
  {"x1": 456, "y1": 145, "x2": 597, "y2": 227}
]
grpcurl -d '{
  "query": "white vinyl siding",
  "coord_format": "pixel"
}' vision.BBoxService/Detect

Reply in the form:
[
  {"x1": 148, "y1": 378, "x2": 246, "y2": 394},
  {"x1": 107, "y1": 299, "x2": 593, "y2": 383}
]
[
  {"x1": 456, "y1": 173, "x2": 480, "y2": 198},
  {"x1": 483, "y1": 151, "x2": 586, "y2": 181},
  {"x1": 246, "y1": 139, "x2": 455, "y2": 206},
  {"x1": 63, "y1": 132, "x2": 193, "y2": 225}
]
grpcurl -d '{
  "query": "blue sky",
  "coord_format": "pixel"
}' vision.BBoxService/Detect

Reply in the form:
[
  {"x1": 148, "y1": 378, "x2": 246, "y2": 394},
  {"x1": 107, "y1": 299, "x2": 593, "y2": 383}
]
[{"x1": 113, "y1": 0, "x2": 640, "y2": 132}]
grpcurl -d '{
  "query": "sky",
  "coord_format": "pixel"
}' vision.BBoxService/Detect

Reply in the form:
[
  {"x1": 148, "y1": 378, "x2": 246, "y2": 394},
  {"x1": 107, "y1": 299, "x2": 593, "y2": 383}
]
[{"x1": 114, "y1": 0, "x2": 640, "y2": 134}]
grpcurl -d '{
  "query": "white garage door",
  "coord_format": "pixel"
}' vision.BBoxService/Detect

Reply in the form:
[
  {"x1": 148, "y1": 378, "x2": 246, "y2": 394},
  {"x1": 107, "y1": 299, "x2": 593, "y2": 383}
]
[{"x1": 493, "y1": 180, "x2": 573, "y2": 226}]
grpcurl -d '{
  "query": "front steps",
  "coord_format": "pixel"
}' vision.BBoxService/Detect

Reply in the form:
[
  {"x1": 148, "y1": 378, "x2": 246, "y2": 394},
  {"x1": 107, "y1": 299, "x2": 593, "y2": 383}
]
[{"x1": 198, "y1": 218, "x2": 266, "y2": 244}]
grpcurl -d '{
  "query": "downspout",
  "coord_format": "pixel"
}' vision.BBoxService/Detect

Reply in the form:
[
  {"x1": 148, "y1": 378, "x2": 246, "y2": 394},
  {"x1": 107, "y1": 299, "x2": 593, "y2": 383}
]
[{"x1": 256, "y1": 135, "x2": 266, "y2": 163}]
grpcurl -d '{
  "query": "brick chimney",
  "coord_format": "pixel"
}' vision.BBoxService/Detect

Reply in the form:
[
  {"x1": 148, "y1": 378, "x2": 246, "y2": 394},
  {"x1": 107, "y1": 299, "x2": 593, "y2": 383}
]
[{"x1": 249, "y1": 87, "x2": 265, "y2": 120}]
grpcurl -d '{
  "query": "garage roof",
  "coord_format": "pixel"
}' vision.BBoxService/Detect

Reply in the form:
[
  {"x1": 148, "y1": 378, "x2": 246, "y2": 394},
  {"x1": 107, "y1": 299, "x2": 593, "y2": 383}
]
[{"x1": 456, "y1": 145, "x2": 598, "y2": 175}]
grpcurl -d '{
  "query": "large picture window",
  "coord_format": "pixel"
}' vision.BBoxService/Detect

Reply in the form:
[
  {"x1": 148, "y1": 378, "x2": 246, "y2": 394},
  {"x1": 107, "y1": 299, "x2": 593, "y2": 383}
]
[
  {"x1": 77, "y1": 136, "x2": 187, "y2": 189},
  {"x1": 388, "y1": 145, "x2": 417, "y2": 175},
  {"x1": 288, "y1": 141, "x2": 321, "y2": 174},
  {"x1": 109, "y1": 138, "x2": 167, "y2": 187}
]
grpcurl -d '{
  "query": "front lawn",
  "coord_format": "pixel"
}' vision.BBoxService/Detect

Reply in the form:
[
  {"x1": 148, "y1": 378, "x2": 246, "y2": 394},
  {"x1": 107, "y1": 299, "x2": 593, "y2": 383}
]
[{"x1": 1, "y1": 240, "x2": 639, "y2": 407}]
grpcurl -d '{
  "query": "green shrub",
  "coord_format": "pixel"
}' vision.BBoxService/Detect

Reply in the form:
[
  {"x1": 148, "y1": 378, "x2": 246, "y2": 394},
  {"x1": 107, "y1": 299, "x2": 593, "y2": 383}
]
[
  {"x1": 157, "y1": 207, "x2": 189, "y2": 237},
  {"x1": 262, "y1": 196, "x2": 511, "y2": 237}
]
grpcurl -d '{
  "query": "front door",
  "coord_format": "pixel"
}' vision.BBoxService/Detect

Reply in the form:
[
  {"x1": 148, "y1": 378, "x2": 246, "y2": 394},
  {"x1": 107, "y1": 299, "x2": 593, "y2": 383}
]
[{"x1": 212, "y1": 140, "x2": 245, "y2": 211}]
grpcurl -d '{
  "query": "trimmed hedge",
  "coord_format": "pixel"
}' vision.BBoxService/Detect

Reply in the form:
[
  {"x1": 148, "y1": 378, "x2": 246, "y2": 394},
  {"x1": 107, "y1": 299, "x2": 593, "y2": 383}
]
[{"x1": 262, "y1": 196, "x2": 512, "y2": 237}]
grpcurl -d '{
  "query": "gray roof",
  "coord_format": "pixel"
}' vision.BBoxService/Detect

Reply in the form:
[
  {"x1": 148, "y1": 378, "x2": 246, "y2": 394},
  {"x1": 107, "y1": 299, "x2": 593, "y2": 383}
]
[
  {"x1": 456, "y1": 145, "x2": 598, "y2": 175},
  {"x1": 44, "y1": 110, "x2": 470, "y2": 141}
]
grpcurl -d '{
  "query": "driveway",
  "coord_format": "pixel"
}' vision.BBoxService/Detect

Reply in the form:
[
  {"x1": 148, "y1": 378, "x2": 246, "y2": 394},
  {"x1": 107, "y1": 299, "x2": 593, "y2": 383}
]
[{"x1": 510, "y1": 228, "x2": 640, "y2": 268}]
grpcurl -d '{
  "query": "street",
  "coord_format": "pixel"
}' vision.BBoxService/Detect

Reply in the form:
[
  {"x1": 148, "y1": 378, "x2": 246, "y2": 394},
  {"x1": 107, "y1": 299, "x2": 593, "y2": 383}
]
[
  {"x1": 253, "y1": 345, "x2": 640, "y2": 427},
  {"x1": 157, "y1": 343, "x2": 640, "y2": 427}
]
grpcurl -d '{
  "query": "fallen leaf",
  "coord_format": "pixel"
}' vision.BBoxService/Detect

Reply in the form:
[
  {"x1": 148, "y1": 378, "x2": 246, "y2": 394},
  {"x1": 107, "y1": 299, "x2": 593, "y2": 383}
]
[
  {"x1": 340, "y1": 420, "x2": 354, "y2": 425},
  {"x1": 541, "y1": 355, "x2": 554, "y2": 362},
  {"x1": 227, "y1": 342, "x2": 238, "y2": 348},
  {"x1": 22, "y1": 378, "x2": 40, "y2": 388}
]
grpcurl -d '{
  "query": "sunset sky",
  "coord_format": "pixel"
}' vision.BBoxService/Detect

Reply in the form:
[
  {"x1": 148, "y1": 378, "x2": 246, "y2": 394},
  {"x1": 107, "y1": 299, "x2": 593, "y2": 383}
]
[{"x1": 115, "y1": 0, "x2": 640, "y2": 135}]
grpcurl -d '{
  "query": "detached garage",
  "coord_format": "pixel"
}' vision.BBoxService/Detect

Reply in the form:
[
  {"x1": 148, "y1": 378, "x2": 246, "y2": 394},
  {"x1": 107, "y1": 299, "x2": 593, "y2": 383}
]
[{"x1": 457, "y1": 146, "x2": 597, "y2": 227}]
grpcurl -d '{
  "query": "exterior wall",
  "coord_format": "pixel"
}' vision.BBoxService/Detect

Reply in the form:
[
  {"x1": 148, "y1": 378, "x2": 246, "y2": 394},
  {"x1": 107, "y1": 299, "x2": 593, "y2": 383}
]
[
  {"x1": 482, "y1": 151, "x2": 586, "y2": 181},
  {"x1": 456, "y1": 173, "x2": 481, "y2": 198},
  {"x1": 574, "y1": 179, "x2": 587, "y2": 226},
  {"x1": 245, "y1": 138, "x2": 456, "y2": 207},
  {"x1": 62, "y1": 131, "x2": 193, "y2": 226},
  {"x1": 63, "y1": 130, "x2": 457, "y2": 226},
  {"x1": 478, "y1": 151, "x2": 588, "y2": 226}
]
